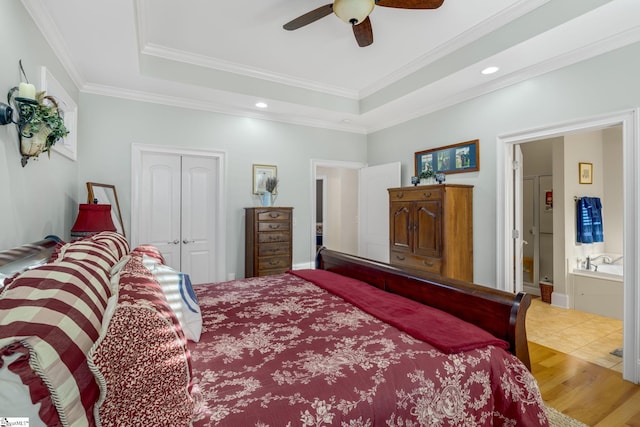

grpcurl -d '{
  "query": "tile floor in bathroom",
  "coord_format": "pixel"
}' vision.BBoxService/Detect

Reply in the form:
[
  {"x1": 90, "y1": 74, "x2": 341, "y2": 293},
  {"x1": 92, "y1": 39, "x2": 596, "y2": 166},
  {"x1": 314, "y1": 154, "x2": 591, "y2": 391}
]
[{"x1": 526, "y1": 298, "x2": 624, "y2": 373}]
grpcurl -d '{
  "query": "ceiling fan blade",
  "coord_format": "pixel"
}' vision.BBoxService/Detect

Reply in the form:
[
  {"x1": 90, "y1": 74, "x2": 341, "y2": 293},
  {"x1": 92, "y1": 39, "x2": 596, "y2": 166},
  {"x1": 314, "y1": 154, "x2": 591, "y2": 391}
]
[
  {"x1": 283, "y1": 4, "x2": 334, "y2": 30},
  {"x1": 353, "y1": 17, "x2": 373, "y2": 47},
  {"x1": 375, "y1": 0, "x2": 444, "y2": 9}
]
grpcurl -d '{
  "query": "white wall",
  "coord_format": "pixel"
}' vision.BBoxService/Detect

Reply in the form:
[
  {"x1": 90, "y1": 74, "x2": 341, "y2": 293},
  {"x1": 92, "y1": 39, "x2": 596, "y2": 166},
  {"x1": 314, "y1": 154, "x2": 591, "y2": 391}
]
[
  {"x1": 0, "y1": 1, "x2": 80, "y2": 249},
  {"x1": 77, "y1": 94, "x2": 367, "y2": 279},
  {"x1": 367, "y1": 41, "x2": 640, "y2": 287},
  {"x1": 603, "y1": 126, "x2": 624, "y2": 254}
]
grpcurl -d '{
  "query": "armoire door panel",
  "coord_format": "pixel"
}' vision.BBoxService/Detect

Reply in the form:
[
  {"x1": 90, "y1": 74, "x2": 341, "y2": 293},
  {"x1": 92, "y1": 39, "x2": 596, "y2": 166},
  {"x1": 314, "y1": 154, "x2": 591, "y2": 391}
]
[
  {"x1": 414, "y1": 201, "x2": 441, "y2": 257},
  {"x1": 390, "y1": 203, "x2": 412, "y2": 251}
]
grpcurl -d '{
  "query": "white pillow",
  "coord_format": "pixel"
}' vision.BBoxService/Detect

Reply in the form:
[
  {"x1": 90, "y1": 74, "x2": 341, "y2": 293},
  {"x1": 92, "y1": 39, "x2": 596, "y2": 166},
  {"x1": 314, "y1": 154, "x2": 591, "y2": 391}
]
[{"x1": 142, "y1": 256, "x2": 202, "y2": 342}]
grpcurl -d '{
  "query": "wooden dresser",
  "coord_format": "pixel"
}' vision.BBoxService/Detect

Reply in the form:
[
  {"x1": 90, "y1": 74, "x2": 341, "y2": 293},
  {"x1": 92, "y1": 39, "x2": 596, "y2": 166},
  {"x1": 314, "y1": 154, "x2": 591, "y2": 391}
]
[
  {"x1": 388, "y1": 185, "x2": 473, "y2": 282},
  {"x1": 245, "y1": 207, "x2": 293, "y2": 277}
]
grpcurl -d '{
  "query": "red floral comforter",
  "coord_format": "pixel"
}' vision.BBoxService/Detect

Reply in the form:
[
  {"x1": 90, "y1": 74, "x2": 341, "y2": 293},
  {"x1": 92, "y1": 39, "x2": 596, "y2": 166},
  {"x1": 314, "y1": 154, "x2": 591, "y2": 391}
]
[{"x1": 189, "y1": 272, "x2": 548, "y2": 426}]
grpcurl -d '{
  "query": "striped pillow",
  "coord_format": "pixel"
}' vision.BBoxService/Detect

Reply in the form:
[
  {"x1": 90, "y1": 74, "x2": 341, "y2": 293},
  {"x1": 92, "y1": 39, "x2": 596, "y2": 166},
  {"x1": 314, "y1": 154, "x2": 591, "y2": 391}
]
[{"x1": 0, "y1": 241, "x2": 119, "y2": 426}]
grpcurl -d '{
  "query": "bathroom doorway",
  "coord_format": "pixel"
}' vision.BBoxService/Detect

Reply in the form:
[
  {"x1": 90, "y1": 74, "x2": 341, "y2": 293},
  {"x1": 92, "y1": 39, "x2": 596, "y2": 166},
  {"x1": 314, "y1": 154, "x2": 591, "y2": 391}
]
[{"x1": 498, "y1": 109, "x2": 638, "y2": 383}]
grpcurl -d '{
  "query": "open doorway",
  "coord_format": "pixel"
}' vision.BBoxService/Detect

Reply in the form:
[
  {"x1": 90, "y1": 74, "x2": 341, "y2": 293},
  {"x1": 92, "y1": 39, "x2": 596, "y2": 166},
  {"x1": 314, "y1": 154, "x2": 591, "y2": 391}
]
[
  {"x1": 517, "y1": 131, "x2": 624, "y2": 373},
  {"x1": 497, "y1": 109, "x2": 639, "y2": 384}
]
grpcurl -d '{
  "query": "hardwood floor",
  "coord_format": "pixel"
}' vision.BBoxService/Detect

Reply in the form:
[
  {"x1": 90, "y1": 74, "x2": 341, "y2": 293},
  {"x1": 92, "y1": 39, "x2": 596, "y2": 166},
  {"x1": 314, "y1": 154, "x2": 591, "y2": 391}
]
[{"x1": 530, "y1": 342, "x2": 640, "y2": 426}]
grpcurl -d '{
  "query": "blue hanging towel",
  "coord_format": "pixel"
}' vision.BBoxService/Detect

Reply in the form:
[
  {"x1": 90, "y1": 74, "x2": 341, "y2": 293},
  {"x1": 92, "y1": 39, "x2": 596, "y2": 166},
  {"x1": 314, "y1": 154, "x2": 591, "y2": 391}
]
[
  {"x1": 587, "y1": 197, "x2": 604, "y2": 242},
  {"x1": 576, "y1": 197, "x2": 593, "y2": 243},
  {"x1": 576, "y1": 197, "x2": 604, "y2": 244}
]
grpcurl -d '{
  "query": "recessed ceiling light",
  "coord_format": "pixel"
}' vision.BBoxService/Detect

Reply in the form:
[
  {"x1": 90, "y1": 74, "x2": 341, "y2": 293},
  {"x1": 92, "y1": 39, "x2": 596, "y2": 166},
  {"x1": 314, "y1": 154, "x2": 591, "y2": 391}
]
[
  {"x1": 481, "y1": 66, "x2": 499, "y2": 75},
  {"x1": 255, "y1": 102, "x2": 268, "y2": 109}
]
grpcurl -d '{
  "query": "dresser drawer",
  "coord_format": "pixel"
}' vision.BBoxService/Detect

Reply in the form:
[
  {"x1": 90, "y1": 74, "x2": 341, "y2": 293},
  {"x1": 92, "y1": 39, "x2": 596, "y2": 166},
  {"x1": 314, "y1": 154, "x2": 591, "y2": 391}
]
[
  {"x1": 257, "y1": 222, "x2": 291, "y2": 232},
  {"x1": 390, "y1": 188, "x2": 442, "y2": 202},
  {"x1": 256, "y1": 267, "x2": 289, "y2": 277},
  {"x1": 390, "y1": 251, "x2": 441, "y2": 274},
  {"x1": 258, "y1": 256, "x2": 290, "y2": 271},
  {"x1": 257, "y1": 232, "x2": 290, "y2": 244},
  {"x1": 258, "y1": 243, "x2": 290, "y2": 257},
  {"x1": 257, "y1": 210, "x2": 291, "y2": 221}
]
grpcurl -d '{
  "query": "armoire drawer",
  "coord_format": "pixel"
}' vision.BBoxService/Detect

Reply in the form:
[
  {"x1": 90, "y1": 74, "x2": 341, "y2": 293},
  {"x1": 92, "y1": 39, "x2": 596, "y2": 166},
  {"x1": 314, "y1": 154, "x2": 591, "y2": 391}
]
[
  {"x1": 389, "y1": 187, "x2": 442, "y2": 202},
  {"x1": 390, "y1": 251, "x2": 441, "y2": 274}
]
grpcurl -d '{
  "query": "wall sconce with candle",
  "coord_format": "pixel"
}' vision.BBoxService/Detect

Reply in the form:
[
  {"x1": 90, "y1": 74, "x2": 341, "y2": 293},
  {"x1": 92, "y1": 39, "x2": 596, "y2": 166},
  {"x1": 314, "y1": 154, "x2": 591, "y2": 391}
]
[{"x1": 0, "y1": 60, "x2": 69, "y2": 167}]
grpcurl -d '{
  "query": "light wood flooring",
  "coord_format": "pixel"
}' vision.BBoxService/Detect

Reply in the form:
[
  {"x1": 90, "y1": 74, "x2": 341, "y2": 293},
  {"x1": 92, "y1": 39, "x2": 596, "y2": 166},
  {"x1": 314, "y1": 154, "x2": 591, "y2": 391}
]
[
  {"x1": 527, "y1": 299, "x2": 623, "y2": 372},
  {"x1": 527, "y1": 300, "x2": 640, "y2": 426}
]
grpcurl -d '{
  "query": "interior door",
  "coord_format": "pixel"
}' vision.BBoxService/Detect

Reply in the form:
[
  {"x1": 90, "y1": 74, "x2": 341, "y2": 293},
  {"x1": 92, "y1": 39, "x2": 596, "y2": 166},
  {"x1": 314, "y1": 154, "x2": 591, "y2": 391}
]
[
  {"x1": 513, "y1": 144, "x2": 524, "y2": 293},
  {"x1": 138, "y1": 152, "x2": 219, "y2": 284},
  {"x1": 358, "y1": 162, "x2": 401, "y2": 262},
  {"x1": 181, "y1": 156, "x2": 219, "y2": 284},
  {"x1": 140, "y1": 152, "x2": 182, "y2": 268}
]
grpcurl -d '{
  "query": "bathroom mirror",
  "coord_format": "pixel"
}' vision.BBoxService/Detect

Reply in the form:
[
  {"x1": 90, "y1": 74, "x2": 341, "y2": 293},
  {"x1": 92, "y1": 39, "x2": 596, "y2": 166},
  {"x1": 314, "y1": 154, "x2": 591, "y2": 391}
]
[{"x1": 86, "y1": 182, "x2": 125, "y2": 237}]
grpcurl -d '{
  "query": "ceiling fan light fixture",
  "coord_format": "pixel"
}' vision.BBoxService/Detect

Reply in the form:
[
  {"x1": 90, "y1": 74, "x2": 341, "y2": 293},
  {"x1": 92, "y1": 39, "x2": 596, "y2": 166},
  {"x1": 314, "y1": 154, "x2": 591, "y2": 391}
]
[{"x1": 333, "y1": 0, "x2": 374, "y2": 25}]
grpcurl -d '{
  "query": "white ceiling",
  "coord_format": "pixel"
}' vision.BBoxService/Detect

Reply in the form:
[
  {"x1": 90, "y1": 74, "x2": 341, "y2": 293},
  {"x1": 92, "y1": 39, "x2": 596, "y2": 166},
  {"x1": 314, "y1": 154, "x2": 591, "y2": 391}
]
[{"x1": 22, "y1": 0, "x2": 640, "y2": 133}]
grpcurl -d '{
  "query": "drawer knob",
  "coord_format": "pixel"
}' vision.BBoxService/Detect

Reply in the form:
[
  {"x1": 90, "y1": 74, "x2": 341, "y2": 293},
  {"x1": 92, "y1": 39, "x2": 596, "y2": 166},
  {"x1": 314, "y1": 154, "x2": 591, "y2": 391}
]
[
  {"x1": 269, "y1": 259, "x2": 280, "y2": 265},
  {"x1": 269, "y1": 212, "x2": 280, "y2": 218},
  {"x1": 423, "y1": 192, "x2": 432, "y2": 198},
  {"x1": 396, "y1": 192, "x2": 404, "y2": 199},
  {"x1": 269, "y1": 224, "x2": 281, "y2": 229},
  {"x1": 423, "y1": 260, "x2": 434, "y2": 267},
  {"x1": 396, "y1": 255, "x2": 406, "y2": 261}
]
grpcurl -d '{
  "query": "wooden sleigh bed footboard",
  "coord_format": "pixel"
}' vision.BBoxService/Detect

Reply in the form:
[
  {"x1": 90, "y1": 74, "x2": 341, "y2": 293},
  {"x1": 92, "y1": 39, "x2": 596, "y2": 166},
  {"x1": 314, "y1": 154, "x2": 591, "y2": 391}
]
[{"x1": 316, "y1": 248, "x2": 532, "y2": 369}]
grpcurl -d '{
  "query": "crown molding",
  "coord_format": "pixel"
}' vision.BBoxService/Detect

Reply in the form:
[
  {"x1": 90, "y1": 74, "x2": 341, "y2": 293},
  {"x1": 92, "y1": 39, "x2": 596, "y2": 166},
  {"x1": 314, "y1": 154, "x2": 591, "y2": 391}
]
[
  {"x1": 81, "y1": 83, "x2": 368, "y2": 135},
  {"x1": 20, "y1": 0, "x2": 85, "y2": 90},
  {"x1": 358, "y1": 0, "x2": 550, "y2": 98}
]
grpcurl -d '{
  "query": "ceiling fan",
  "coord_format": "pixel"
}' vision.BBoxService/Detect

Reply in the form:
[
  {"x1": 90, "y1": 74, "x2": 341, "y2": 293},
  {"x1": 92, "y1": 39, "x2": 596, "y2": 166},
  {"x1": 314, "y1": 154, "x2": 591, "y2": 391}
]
[{"x1": 283, "y1": 0, "x2": 445, "y2": 47}]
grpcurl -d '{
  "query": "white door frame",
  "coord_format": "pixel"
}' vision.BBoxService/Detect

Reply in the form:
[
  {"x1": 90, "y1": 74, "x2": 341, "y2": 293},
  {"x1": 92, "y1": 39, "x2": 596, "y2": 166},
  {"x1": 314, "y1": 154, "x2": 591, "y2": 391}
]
[
  {"x1": 310, "y1": 159, "x2": 366, "y2": 265},
  {"x1": 131, "y1": 143, "x2": 227, "y2": 282},
  {"x1": 496, "y1": 108, "x2": 640, "y2": 383}
]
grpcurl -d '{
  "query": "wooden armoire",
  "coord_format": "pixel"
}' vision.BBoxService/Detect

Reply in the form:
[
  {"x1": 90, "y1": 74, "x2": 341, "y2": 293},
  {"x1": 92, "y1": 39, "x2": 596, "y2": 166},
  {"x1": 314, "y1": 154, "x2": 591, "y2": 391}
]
[{"x1": 388, "y1": 184, "x2": 473, "y2": 282}]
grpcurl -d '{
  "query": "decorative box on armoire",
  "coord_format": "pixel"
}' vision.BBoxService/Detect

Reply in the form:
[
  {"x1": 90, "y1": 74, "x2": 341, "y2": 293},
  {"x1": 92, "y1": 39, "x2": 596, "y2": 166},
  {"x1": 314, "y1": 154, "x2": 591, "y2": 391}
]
[
  {"x1": 388, "y1": 184, "x2": 473, "y2": 282},
  {"x1": 245, "y1": 207, "x2": 293, "y2": 277}
]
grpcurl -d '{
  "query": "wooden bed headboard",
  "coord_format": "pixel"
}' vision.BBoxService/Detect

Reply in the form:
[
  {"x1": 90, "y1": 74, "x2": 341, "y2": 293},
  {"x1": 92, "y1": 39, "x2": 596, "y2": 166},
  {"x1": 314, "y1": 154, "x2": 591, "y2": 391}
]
[{"x1": 316, "y1": 248, "x2": 532, "y2": 370}]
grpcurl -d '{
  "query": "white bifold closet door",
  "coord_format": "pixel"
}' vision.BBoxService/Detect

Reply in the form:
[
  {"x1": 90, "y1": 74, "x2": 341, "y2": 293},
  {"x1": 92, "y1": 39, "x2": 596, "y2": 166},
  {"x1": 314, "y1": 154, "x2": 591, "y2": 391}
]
[{"x1": 138, "y1": 152, "x2": 218, "y2": 284}]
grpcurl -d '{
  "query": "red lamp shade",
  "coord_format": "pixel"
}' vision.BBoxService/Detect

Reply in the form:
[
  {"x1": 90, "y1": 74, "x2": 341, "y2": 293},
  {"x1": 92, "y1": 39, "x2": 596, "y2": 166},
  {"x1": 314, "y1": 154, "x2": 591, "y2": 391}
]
[{"x1": 71, "y1": 204, "x2": 116, "y2": 238}]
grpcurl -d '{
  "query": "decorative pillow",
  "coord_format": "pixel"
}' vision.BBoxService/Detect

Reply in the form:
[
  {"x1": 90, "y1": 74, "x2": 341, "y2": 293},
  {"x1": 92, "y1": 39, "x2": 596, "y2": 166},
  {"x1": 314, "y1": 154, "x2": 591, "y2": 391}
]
[
  {"x1": 89, "y1": 254, "x2": 195, "y2": 426},
  {"x1": 131, "y1": 244, "x2": 166, "y2": 264},
  {"x1": 142, "y1": 256, "x2": 202, "y2": 342},
  {"x1": 0, "y1": 254, "x2": 114, "y2": 427}
]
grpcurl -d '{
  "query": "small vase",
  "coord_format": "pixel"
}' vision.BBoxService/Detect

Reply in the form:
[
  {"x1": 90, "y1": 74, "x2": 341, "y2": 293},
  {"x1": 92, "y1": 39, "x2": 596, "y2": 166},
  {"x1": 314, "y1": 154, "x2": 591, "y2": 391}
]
[{"x1": 261, "y1": 191, "x2": 272, "y2": 207}]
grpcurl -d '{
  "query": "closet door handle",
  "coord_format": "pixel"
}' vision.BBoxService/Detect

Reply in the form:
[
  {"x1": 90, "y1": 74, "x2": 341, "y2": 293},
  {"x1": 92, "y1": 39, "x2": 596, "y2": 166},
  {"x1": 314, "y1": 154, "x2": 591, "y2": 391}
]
[
  {"x1": 168, "y1": 240, "x2": 179, "y2": 245},
  {"x1": 183, "y1": 239, "x2": 195, "y2": 244}
]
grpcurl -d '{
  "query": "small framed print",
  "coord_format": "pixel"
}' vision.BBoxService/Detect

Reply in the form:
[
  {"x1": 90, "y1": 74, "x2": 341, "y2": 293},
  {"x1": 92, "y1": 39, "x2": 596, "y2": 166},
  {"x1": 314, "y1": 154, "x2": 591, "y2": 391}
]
[
  {"x1": 579, "y1": 162, "x2": 593, "y2": 184},
  {"x1": 253, "y1": 164, "x2": 277, "y2": 194}
]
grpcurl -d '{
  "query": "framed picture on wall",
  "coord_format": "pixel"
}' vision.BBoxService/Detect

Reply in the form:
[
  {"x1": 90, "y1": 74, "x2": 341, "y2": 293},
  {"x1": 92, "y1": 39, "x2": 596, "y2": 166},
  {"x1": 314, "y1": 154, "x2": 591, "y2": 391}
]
[
  {"x1": 253, "y1": 164, "x2": 277, "y2": 194},
  {"x1": 415, "y1": 139, "x2": 479, "y2": 176},
  {"x1": 40, "y1": 66, "x2": 77, "y2": 161},
  {"x1": 579, "y1": 162, "x2": 593, "y2": 184}
]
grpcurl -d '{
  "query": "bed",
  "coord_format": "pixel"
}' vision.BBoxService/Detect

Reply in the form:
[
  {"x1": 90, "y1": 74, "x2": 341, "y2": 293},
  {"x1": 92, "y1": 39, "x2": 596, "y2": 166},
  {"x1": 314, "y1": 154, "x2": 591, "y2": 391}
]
[{"x1": 0, "y1": 233, "x2": 548, "y2": 426}]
